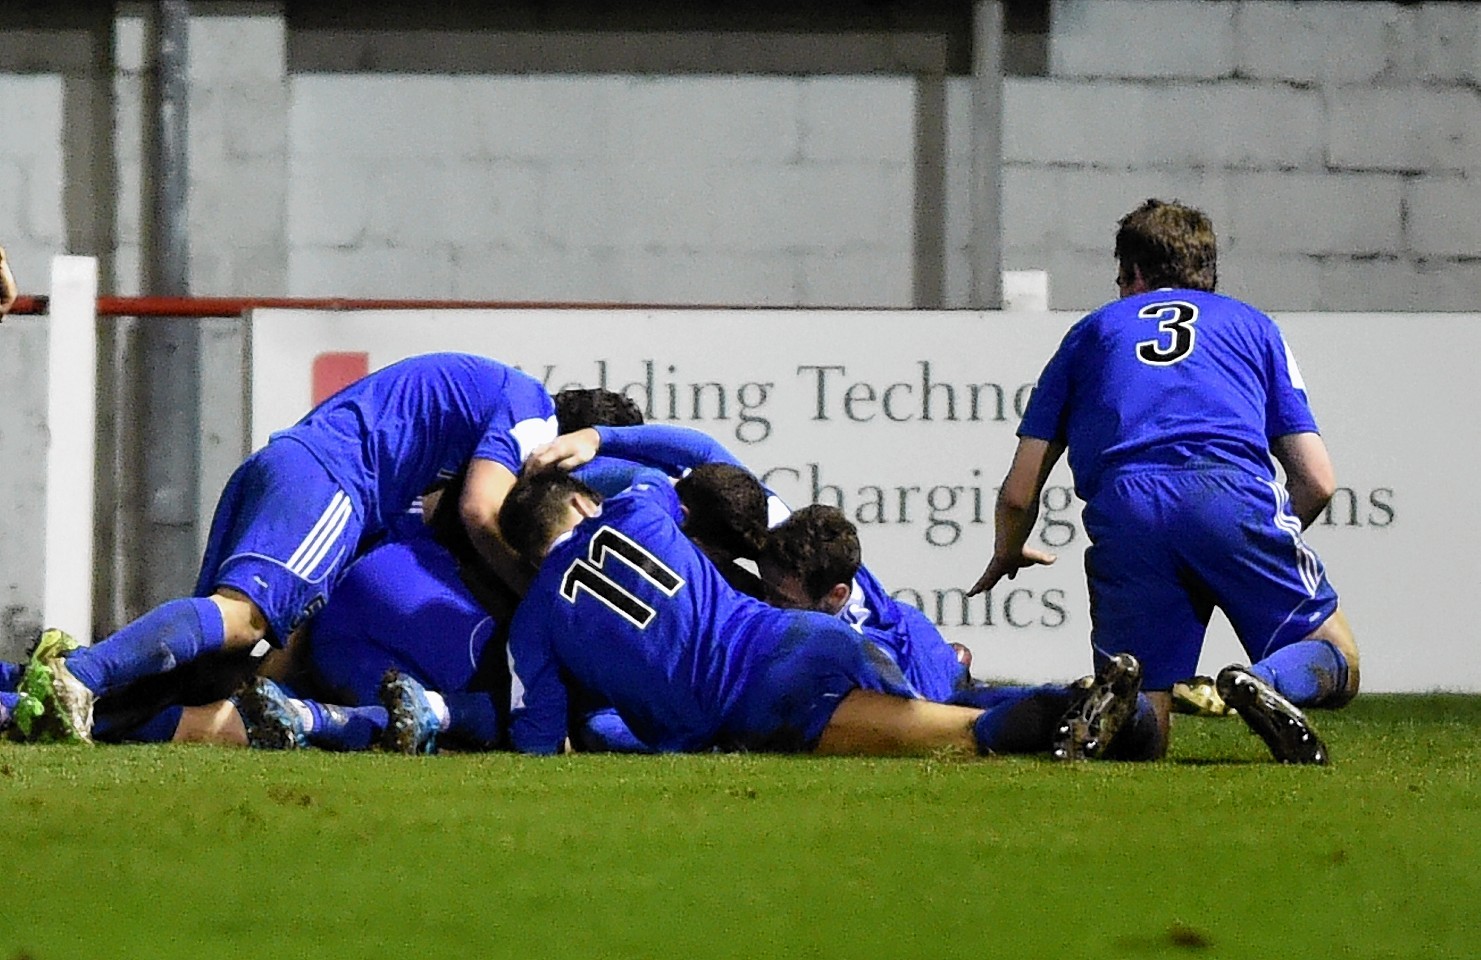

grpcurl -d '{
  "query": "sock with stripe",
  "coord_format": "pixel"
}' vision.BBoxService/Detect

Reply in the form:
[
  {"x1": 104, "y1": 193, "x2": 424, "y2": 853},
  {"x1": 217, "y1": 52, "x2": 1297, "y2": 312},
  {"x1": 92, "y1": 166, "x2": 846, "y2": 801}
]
[
  {"x1": 64, "y1": 597, "x2": 228, "y2": 697},
  {"x1": 0, "y1": 691, "x2": 18, "y2": 727}
]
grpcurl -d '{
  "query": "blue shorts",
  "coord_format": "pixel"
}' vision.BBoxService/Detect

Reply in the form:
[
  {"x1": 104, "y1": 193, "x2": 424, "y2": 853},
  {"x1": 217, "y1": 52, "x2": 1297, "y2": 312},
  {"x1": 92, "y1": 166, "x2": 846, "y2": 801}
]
[
  {"x1": 196, "y1": 440, "x2": 367, "y2": 644},
  {"x1": 1082, "y1": 467, "x2": 1340, "y2": 690},
  {"x1": 307, "y1": 536, "x2": 499, "y2": 704},
  {"x1": 720, "y1": 610, "x2": 916, "y2": 753}
]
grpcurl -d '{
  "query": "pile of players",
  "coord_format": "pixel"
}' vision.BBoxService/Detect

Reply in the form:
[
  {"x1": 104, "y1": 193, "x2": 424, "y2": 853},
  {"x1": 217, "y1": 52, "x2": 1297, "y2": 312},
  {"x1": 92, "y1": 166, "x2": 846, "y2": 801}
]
[{"x1": 0, "y1": 199, "x2": 1359, "y2": 765}]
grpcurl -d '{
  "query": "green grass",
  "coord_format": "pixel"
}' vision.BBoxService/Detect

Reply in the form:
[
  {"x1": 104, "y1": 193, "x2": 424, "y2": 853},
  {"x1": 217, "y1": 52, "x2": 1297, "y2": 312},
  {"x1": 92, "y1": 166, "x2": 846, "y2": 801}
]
[{"x1": 2, "y1": 695, "x2": 1479, "y2": 960}]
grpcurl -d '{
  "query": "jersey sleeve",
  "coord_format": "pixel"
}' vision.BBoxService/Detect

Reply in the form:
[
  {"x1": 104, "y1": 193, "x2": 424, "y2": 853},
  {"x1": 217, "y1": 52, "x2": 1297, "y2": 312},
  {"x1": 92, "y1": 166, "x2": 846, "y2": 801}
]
[
  {"x1": 1017, "y1": 326, "x2": 1080, "y2": 442},
  {"x1": 1263, "y1": 326, "x2": 1320, "y2": 439},
  {"x1": 507, "y1": 607, "x2": 570, "y2": 755},
  {"x1": 474, "y1": 376, "x2": 558, "y2": 472},
  {"x1": 594, "y1": 424, "x2": 743, "y2": 475},
  {"x1": 573, "y1": 456, "x2": 650, "y2": 497},
  {"x1": 621, "y1": 468, "x2": 687, "y2": 525}
]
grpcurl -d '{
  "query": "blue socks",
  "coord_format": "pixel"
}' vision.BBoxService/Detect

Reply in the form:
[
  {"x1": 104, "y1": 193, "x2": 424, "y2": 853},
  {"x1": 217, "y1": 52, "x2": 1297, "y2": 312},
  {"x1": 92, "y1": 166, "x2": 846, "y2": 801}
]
[
  {"x1": 303, "y1": 700, "x2": 387, "y2": 752},
  {"x1": 0, "y1": 691, "x2": 18, "y2": 727},
  {"x1": 1102, "y1": 695, "x2": 1165, "y2": 761},
  {"x1": 1251, "y1": 640, "x2": 1349, "y2": 707},
  {"x1": 442, "y1": 692, "x2": 500, "y2": 748},
  {"x1": 0, "y1": 660, "x2": 21, "y2": 692},
  {"x1": 65, "y1": 598, "x2": 228, "y2": 697},
  {"x1": 965, "y1": 685, "x2": 1072, "y2": 755}
]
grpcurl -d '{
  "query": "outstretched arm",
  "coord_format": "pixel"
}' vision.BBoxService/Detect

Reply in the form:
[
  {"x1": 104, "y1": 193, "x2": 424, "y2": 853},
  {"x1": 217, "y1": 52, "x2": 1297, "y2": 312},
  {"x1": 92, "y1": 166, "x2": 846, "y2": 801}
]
[
  {"x1": 459, "y1": 457, "x2": 533, "y2": 594},
  {"x1": 967, "y1": 437, "x2": 1064, "y2": 597},
  {"x1": 1270, "y1": 431, "x2": 1336, "y2": 529}
]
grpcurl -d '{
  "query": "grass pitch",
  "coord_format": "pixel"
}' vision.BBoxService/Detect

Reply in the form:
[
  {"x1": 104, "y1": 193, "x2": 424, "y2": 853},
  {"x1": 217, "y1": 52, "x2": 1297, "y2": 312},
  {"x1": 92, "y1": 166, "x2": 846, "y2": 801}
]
[{"x1": 1, "y1": 694, "x2": 1478, "y2": 960}]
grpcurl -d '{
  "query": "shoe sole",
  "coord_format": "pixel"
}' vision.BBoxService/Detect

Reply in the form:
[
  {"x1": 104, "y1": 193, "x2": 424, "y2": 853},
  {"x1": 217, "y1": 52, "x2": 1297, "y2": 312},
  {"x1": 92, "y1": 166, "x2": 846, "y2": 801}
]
[
  {"x1": 237, "y1": 680, "x2": 302, "y2": 750},
  {"x1": 1217, "y1": 667, "x2": 1329, "y2": 765},
  {"x1": 18, "y1": 654, "x2": 93, "y2": 745},
  {"x1": 379, "y1": 673, "x2": 435, "y2": 755},
  {"x1": 1054, "y1": 654, "x2": 1143, "y2": 761}
]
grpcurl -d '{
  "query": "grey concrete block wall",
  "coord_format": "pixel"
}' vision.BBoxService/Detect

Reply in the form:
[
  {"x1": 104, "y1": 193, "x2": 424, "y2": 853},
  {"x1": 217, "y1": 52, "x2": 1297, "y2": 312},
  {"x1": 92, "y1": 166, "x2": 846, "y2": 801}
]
[
  {"x1": 287, "y1": 74, "x2": 915, "y2": 305},
  {"x1": 2, "y1": 0, "x2": 1481, "y2": 652},
  {"x1": 1006, "y1": 0, "x2": 1481, "y2": 310}
]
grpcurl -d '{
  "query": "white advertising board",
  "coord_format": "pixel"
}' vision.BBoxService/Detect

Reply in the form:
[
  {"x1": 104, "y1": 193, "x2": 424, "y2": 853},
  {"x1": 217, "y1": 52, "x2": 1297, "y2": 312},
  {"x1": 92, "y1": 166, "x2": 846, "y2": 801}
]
[{"x1": 248, "y1": 308, "x2": 1473, "y2": 693}]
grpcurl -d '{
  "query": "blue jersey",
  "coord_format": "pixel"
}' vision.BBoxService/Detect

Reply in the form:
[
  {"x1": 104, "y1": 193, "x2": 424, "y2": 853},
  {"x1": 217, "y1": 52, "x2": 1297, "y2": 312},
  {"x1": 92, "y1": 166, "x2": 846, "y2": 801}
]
[
  {"x1": 509, "y1": 476, "x2": 901, "y2": 754},
  {"x1": 273, "y1": 352, "x2": 557, "y2": 530},
  {"x1": 593, "y1": 423, "x2": 954, "y2": 650},
  {"x1": 1018, "y1": 289, "x2": 1318, "y2": 502}
]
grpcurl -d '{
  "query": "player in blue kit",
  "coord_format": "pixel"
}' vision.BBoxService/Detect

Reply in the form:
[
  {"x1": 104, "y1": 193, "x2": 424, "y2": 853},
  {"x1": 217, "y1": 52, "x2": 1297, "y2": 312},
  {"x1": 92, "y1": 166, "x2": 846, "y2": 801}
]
[
  {"x1": 969, "y1": 199, "x2": 1359, "y2": 764},
  {"x1": 235, "y1": 388, "x2": 651, "y2": 754},
  {"x1": 20, "y1": 352, "x2": 557, "y2": 744},
  {"x1": 499, "y1": 468, "x2": 1148, "y2": 759},
  {"x1": 757, "y1": 504, "x2": 970, "y2": 702},
  {"x1": 528, "y1": 422, "x2": 971, "y2": 700}
]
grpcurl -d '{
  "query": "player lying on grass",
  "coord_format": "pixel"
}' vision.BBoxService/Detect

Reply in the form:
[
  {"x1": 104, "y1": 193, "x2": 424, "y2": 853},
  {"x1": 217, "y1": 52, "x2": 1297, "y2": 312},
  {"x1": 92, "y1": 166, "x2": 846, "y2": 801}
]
[
  {"x1": 498, "y1": 467, "x2": 1152, "y2": 760},
  {"x1": 527, "y1": 422, "x2": 973, "y2": 699},
  {"x1": 15, "y1": 353, "x2": 557, "y2": 745},
  {"x1": 969, "y1": 198, "x2": 1358, "y2": 765},
  {"x1": 758, "y1": 503, "x2": 1165, "y2": 760}
]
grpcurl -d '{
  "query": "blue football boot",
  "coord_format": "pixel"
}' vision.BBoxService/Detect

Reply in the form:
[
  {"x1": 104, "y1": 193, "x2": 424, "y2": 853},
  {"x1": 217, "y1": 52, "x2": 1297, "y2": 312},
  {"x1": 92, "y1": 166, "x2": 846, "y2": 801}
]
[{"x1": 379, "y1": 670, "x2": 440, "y2": 755}]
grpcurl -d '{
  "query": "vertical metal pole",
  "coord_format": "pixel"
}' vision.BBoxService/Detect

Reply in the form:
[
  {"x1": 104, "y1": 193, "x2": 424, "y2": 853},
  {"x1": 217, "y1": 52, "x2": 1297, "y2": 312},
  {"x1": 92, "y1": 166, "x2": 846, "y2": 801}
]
[
  {"x1": 140, "y1": 0, "x2": 200, "y2": 602},
  {"x1": 912, "y1": 73, "x2": 947, "y2": 309},
  {"x1": 969, "y1": 0, "x2": 1004, "y2": 310}
]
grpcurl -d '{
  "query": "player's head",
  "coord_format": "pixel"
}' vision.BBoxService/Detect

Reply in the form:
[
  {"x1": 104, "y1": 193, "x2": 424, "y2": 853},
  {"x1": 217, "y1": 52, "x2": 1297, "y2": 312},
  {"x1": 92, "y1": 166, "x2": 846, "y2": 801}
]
[
  {"x1": 1114, "y1": 198, "x2": 1217, "y2": 295},
  {"x1": 757, "y1": 504, "x2": 860, "y2": 614},
  {"x1": 499, "y1": 468, "x2": 603, "y2": 567},
  {"x1": 553, "y1": 388, "x2": 644, "y2": 432},
  {"x1": 674, "y1": 463, "x2": 768, "y2": 565}
]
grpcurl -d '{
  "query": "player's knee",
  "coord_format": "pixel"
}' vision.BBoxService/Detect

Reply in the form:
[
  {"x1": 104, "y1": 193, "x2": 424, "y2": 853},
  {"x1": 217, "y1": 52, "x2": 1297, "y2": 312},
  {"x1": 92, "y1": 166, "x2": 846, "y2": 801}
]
[
  {"x1": 1306, "y1": 608, "x2": 1359, "y2": 707},
  {"x1": 210, "y1": 589, "x2": 271, "y2": 648}
]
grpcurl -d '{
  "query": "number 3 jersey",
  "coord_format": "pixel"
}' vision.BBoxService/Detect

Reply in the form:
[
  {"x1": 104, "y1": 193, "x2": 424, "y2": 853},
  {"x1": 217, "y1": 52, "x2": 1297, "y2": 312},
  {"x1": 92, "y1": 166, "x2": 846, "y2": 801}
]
[
  {"x1": 508, "y1": 475, "x2": 844, "y2": 754},
  {"x1": 1018, "y1": 288, "x2": 1319, "y2": 502}
]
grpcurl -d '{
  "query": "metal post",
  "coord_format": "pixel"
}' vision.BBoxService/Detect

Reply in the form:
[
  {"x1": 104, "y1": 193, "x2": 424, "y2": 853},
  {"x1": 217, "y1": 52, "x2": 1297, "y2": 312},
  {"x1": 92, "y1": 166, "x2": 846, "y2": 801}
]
[
  {"x1": 140, "y1": 0, "x2": 200, "y2": 602},
  {"x1": 969, "y1": 0, "x2": 1004, "y2": 310}
]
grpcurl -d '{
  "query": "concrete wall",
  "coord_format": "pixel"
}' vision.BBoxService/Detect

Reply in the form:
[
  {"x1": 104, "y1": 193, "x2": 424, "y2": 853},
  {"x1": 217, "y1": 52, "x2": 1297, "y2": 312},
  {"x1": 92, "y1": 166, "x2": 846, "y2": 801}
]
[{"x1": 0, "y1": 0, "x2": 1478, "y2": 655}]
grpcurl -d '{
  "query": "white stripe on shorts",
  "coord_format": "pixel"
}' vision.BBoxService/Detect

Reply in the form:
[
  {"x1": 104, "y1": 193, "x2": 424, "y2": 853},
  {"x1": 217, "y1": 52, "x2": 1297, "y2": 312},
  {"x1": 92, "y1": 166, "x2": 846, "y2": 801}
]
[
  {"x1": 1266, "y1": 480, "x2": 1320, "y2": 597},
  {"x1": 287, "y1": 490, "x2": 352, "y2": 578}
]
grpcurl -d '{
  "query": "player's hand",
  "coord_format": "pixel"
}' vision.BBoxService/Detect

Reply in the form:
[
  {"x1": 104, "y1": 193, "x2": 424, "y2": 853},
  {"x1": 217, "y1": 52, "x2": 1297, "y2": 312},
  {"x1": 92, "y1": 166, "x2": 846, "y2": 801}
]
[
  {"x1": 0, "y1": 244, "x2": 15, "y2": 319},
  {"x1": 966, "y1": 546, "x2": 1056, "y2": 596},
  {"x1": 526, "y1": 427, "x2": 600, "y2": 472}
]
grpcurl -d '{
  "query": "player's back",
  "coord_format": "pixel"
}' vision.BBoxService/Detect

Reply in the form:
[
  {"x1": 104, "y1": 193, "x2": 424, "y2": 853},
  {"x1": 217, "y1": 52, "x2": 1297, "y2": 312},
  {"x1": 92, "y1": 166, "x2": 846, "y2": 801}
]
[
  {"x1": 1027, "y1": 289, "x2": 1315, "y2": 501},
  {"x1": 274, "y1": 352, "x2": 555, "y2": 526},
  {"x1": 513, "y1": 481, "x2": 777, "y2": 751}
]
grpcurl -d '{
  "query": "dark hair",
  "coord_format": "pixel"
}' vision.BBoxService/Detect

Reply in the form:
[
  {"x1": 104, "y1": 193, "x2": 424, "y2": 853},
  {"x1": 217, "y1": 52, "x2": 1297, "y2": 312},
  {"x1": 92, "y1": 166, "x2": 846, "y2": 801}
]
[
  {"x1": 425, "y1": 469, "x2": 520, "y2": 619},
  {"x1": 759, "y1": 504, "x2": 860, "y2": 604},
  {"x1": 554, "y1": 388, "x2": 644, "y2": 432},
  {"x1": 673, "y1": 463, "x2": 768, "y2": 562},
  {"x1": 498, "y1": 469, "x2": 602, "y2": 567},
  {"x1": 1114, "y1": 198, "x2": 1217, "y2": 292}
]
